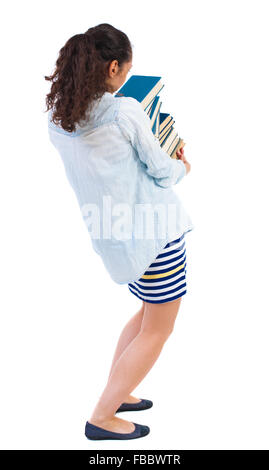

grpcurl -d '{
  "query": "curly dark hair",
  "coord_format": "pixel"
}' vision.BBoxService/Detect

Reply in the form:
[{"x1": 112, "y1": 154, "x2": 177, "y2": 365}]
[{"x1": 44, "y1": 23, "x2": 132, "y2": 132}]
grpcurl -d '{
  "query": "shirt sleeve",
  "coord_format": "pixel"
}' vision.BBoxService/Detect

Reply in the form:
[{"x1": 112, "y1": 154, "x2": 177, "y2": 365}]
[{"x1": 116, "y1": 96, "x2": 186, "y2": 188}]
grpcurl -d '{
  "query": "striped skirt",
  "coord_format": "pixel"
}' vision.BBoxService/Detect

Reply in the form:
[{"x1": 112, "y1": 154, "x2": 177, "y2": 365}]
[{"x1": 128, "y1": 233, "x2": 187, "y2": 304}]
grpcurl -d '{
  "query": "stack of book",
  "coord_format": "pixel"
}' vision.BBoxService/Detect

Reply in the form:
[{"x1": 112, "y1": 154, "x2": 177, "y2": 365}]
[{"x1": 115, "y1": 75, "x2": 185, "y2": 159}]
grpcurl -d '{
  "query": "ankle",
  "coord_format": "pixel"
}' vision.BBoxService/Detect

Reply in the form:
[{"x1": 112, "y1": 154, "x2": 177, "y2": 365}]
[{"x1": 89, "y1": 414, "x2": 114, "y2": 426}]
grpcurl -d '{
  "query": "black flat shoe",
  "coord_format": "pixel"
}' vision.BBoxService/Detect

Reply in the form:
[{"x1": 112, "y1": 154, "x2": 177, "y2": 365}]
[
  {"x1": 85, "y1": 420, "x2": 150, "y2": 440},
  {"x1": 116, "y1": 398, "x2": 153, "y2": 413}
]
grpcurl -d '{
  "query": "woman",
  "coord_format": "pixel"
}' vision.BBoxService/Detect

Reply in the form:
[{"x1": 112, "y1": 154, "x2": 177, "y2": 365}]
[{"x1": 45, "y1": 23, "x2": 194, "y2": 441}]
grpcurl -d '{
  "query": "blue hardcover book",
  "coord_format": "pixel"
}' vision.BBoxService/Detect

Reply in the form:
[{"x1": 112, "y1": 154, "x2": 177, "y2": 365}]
[
  {"x1": 160, "y1": 124, "x2": 172, "y2": 144},
  {"x1": 170, "y1": 137, "x2": 181, "y2": 158},
  {"x1": 115, "y1": 75, "x2": 164, "y2": 110},
  {"x1": 160, "y1": 118, "x2": 175, "y2": 139},
  {"x1": 159, "y1": 113, "x2": 173, "y2": 132},
  {"x1": 145, "y1": 98, "x2": 155, "y2": 115},
  {"x1": 161, "y1": 127, "x2": 174, "y2": 147},
  {"x1": 145, "y1": 84, "x2": 164, "y2": 115},
  {"x1": 149, "y1": 96, "x2": 162, "y2": 137},
  {"x1": 152, "y1": 111, "x2": 160, "y2": 137},
  {"x1": 149, "y1": 96, "x2": 161, "y2": 122}
]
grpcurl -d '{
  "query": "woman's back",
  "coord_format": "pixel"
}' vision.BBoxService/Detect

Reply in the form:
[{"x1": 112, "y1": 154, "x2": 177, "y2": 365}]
[{"x1": 48, "y1": 91, "x2": 194, "y2": 284}]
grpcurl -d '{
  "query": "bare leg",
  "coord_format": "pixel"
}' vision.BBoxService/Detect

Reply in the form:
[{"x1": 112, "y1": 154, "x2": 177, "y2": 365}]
[
  {"x1": 106, "y1": 302, "x2": 145, "y2": 404},
  {"x1": 89, "y1": 296, "x2": 183, "y2": 433}
]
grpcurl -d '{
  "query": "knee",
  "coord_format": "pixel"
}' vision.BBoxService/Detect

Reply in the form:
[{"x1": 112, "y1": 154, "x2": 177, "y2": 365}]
[{"x1": 141, "y1": 323, "x2": 174, "y2": 344}]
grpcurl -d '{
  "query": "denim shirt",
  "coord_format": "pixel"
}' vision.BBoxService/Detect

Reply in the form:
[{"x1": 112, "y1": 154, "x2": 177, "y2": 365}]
[{"x1": 48, "y1": 91, "x2": 194, "y2": 284}]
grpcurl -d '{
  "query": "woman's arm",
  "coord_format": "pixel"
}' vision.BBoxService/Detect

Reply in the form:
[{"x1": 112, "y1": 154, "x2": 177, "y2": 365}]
[{"x1": 116, "y1": 97, "x2": 186, "y2": 188}]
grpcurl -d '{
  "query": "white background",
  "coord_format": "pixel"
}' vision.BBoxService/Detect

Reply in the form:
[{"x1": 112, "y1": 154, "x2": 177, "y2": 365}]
[{"x1": 1, "y1": 0, "x2": 269, "y2": 450}]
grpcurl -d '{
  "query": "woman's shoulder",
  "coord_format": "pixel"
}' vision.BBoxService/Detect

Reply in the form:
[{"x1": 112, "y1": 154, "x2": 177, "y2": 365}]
[
  {"x1": 114, "y1": 96, "x2": 153, "y2": 137},
  {"x1": 116, "y1": 96, "x2": 144, "y2": 118}
]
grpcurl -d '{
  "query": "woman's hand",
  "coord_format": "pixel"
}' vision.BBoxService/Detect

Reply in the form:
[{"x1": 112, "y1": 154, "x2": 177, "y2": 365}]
[{"x1": 176, "y1": 146, "x2": 191, "y2": 175}]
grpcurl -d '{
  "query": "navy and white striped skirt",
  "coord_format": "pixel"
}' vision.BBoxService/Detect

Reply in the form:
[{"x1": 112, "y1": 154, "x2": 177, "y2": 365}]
[{"x1": 128, "y1": 233, "x2": 187, "y2": 304}]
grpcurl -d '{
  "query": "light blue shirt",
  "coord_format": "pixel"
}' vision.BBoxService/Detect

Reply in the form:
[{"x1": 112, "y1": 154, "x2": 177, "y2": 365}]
[{"x1": 48, "y1": 91, "x2": 194, "y2": 284}]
